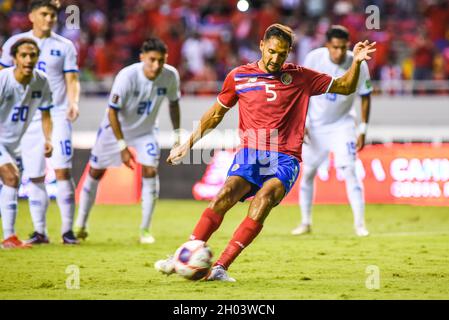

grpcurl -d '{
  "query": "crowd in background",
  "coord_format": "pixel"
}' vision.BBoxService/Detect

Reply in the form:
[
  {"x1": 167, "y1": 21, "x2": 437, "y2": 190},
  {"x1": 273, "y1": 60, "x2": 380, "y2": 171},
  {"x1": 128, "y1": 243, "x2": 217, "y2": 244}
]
[{"x1": 1, "y1": 0, "x2": 449, "y2": 94}]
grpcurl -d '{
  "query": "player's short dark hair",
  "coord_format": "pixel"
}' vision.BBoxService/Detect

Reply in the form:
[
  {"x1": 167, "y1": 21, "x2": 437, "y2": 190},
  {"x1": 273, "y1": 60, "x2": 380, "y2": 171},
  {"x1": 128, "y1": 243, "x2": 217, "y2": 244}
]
[
  {"x1": 29, "y1": 0, "x2": 61, "y2": 13},
  {"x1": 263, "y1": 24, "x2": 294, "y2": 48},
  {"x1": 140, "y1": 38, "x2": 167, "y2": 54},
  {"x1": 10, "y1": 38, "x2": 40, "y2": 58},
  {"x1": 326, "y1": 25, "x2": 350, "y2": 42}
]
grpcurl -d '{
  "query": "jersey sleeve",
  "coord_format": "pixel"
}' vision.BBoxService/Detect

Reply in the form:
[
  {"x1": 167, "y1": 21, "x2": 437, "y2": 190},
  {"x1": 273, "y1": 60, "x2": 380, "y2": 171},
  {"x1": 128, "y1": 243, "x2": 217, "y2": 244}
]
[
  {"x1": 217, "y1": 70, "x2": 238, "y2": 108},
  {"x1": 301, "y1": 67, "x2": 334, "y2": 96},
  {"x1": 357, "y1": 61, "x2": 373, "y2": 96},
  {"x1": 39, "y1": 79, "x2": 54, "y2": 110},
  {"x1": 167, "y1": 68, "x2": 181, "y2": 102},
  {"x1": 108, "y1": 70, "x2": 130, "y2": 110},
  {"x1": 0, "y1": 37, "x2": 15, "y2": 68},
  {"x1": 63, "y1": 42, "x2": 79, "y2": 73}
]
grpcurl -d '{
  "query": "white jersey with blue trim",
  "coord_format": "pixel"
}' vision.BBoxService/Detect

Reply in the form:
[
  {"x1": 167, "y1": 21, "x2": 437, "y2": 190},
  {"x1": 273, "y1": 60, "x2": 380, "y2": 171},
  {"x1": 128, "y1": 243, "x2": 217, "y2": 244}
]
[
  {"x1": 304, "y1": 47, "x2": 373, "y2": 132},
  {"x1": 0, "y1": 30, "x2": 78, "y2": 117},
  {"x1": 104, "y1": 62, "x2": 181, "y2": 139},
  {"x1": 0, "y1": 67, "x2": 53, "y2": 145}
]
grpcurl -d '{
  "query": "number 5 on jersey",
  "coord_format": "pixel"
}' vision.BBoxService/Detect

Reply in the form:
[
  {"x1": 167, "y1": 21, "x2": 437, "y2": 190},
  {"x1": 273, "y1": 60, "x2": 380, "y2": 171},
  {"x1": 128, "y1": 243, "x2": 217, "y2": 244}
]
[{"x1": 265, "y1": 84, "x2": 277, "y2": 102}]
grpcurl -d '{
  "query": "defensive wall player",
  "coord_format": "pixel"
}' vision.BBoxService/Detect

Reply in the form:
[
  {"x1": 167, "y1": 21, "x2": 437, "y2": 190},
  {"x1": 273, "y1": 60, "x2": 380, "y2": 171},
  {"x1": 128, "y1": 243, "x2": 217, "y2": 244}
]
[
  {"x1": 291, "y1": 25, "x2": 372, "y2": 237},
  {"x1": 0, "y1": 38, "x2": 53, "y2": 248},
  {"x1": 74, "y1": 38, "x2": 181, "y2": 244}
]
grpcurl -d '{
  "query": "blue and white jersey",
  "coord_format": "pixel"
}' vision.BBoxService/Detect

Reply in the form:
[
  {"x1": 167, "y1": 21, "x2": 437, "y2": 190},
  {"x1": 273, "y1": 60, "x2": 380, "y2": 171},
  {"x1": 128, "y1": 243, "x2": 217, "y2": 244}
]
[
  {"x1": 0, "y1": 68, "x2": 52, "y2": 145},
  {"x1": 104, "y1": 62, "x2": 180, "y2": 139},
  {"x1": 304, "y1": 47, "x2": 372, "y2": 132},
  {"x1": 0, "y1": 30, "x2": 78, "y2": 117}
]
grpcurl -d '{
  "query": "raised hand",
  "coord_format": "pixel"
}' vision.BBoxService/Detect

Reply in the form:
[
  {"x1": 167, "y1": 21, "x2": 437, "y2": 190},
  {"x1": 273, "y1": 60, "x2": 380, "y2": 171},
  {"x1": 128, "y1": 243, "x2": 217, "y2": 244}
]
[{"x1": 353, "y1": 40, "x2": 376, "y2": 63}]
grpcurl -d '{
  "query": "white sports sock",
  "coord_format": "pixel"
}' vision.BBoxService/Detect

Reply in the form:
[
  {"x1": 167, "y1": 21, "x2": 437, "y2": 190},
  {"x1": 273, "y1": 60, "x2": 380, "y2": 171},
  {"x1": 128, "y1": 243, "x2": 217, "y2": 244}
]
[
  {"x1": 0, "y1": 185, "x2": 18, "y2": 239},
  {"x1": 75, "y1": 174, "x2": 99, "y2": 229},
  {"x1": 28, "y1": 182, "x2": 49, "y2": 234},
  {"x1": 140, "y1": 176, "x2": 159, "y2": 231},
  {"x1": 340, "y1": 165, "x2": 365, "y2": 227},
  {"x1": 56, "y1": 179, "x2": 75, "y2": 234},
  {"x1": 299, "y1": 165, "x2": 317, "y2": 226}
]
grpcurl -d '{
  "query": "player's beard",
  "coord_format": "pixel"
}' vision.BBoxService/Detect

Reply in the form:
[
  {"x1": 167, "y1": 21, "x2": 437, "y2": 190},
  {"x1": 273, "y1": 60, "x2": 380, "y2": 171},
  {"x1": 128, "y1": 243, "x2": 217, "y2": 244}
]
[
  {"x1": 267, "y1": 63, "x2": 281, "y2": 73},
  {"x1": 265, "y1": 58, "x2": 283, "y2": 72}
]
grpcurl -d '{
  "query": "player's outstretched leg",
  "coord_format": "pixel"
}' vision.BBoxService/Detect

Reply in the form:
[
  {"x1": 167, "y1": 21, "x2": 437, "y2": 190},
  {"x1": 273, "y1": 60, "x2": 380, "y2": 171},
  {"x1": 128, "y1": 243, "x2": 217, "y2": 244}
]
[
  {"x1": 340, "y1": 164, "x2": 369, "y2": 236},
  {"x1": 74, "y1": 168, "x2": 105, "y2": 240},
  {"x1": 207, "y1": 178, "x2": 285, "y2": 282},
  {"x1": 140, "y1": 166, "x2": 159, "y2": 244},
  {"x1": 292, "y1": 165, "x2": 317, "y2": 235},
  {"x1": 155, "y1": 176, "x2": 251, "y2": 276},
  {"x1": 190, "y1": 176, "x2": 251, "y2": 241}
]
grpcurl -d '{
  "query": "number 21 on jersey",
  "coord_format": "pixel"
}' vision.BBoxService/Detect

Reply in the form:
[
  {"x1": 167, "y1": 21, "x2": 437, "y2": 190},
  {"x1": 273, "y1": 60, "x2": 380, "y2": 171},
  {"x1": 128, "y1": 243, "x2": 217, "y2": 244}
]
[{"x1": 137, "y1": 101, "x2": 153, "y2": 115}]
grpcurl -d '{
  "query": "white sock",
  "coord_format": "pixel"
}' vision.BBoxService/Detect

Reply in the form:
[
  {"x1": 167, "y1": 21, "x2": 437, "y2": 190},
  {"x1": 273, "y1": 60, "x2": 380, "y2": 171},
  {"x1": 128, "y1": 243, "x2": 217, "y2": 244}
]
[
  {"x1": 299, "y1": 165, "x2": 317, "y2": 226},
  {"x1": 56, "y1": 179, "x2": 75, "y2": 234},
  {"x1": 340, "y1": 165, "x2": 365, "y2": 227},
  {"x1": 0, "y1": 185, "x2": 18, "y2": 239},
  {"x1": 140, "y1": 176, "x2": 159, "y2": 231},
  {"x1": 75, "y1": 174, "x2": 99, "y2": 229},
  {"x1": 28, "y1": 182, "x2": 49, "y2": 235}
]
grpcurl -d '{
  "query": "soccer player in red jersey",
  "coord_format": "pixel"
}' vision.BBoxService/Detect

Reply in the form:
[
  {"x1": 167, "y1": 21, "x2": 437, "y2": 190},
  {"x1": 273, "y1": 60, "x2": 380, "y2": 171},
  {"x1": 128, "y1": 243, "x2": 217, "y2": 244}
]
[{"x1": 155, "y1": 24, "x2": 376, "y2": 281}]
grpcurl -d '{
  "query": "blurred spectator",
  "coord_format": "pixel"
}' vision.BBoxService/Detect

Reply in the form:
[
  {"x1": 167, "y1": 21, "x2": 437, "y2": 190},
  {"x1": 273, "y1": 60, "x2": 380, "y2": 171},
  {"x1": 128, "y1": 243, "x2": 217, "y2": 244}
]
[
  {"x1": 255, "y1": 2, "x2": 280, "y2": 40},
  {"x1": 305, "y1": 0, "x2": 326, "y2": 18},
  {"x1": 181, "y1": 31, "x2": 215, "y2": 78},
  {"x1": 413, "y1": 33, "x2": 435, "y2": 80},
  {"x1": 295, "y1": 22, "x2": 320, "y2": 65},
  {"x1": 424, "y1": 0, "x2": 449, "y2": 50},
  {"x1": 380, "y1": 51, "x2": 403, "y2": 95}
]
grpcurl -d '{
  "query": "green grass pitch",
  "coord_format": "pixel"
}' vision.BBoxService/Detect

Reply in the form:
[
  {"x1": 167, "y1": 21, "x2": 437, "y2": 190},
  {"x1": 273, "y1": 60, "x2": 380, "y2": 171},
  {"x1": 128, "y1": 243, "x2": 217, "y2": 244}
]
[{"x1": 1, "y1": 200, "x2": 448, "y2": 299}]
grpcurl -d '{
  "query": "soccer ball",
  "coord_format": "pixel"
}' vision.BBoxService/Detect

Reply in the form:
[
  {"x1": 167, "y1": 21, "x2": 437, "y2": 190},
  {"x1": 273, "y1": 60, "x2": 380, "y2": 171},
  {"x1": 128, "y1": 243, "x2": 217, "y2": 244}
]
[{"x1": 174, "y1": 240, "x2": 213, "y2": 280}]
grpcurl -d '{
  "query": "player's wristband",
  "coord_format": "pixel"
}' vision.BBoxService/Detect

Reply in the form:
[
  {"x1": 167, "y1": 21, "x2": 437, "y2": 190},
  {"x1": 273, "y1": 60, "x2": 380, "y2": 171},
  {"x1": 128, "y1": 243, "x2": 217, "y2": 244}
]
[
  {"x1": 359, "y1": 123, "x2": 368, "y2": 135},
  {"x1": 117, "y1": 139, "x2": 127, "y2": 151}
]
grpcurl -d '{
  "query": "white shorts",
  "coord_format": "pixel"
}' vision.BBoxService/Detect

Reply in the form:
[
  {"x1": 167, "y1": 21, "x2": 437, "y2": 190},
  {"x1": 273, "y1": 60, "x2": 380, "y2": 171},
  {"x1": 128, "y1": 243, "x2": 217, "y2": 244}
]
[
  {"x1": 0, "y1": 143, "x2": 23, "y2": 172},
  {"x1": 302, "y1": 125, "x2": 357, "y2": 169},
  {"x1": 89, "y1": 125, "x2": 160, "y2": 169},
  {"x1": 21, "y1": 115, "x2": 73, "y2": 178}
]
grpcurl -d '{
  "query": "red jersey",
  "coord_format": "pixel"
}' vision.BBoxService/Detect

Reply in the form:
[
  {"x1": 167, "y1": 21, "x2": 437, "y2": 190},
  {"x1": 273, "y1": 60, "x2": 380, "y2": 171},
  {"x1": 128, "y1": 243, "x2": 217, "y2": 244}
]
[{"x1": 217, "y1": 61, "x2": 333, "y2": 161}]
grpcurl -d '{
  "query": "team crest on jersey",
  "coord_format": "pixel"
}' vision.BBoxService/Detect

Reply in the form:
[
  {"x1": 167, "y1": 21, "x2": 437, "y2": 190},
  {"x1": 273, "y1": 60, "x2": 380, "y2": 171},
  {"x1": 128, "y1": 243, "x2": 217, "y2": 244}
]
[
  {"x1": 281, "y1": 73, "x2": 292, "y2": 85},
  {"x1": 157, "y1": 87, "x2": 167, "y2": 96},
  {"x1": 31, "y1": 91, "x2": 42, "y2": 98},
  {"x1": 50, "y1": 49, "x2": 62, "y2": 56},
  {"x1": 231, "y1": 164, "x2": 240, "y2": 172}
]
